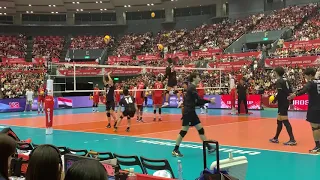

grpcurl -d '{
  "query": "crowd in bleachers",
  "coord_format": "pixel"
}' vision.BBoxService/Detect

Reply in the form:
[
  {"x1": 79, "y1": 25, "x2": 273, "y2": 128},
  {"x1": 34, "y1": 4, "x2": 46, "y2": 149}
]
[
  {"x1": 32, "y1": 36, "x2": 65, "y2": 59},
  {"x1": 70, "y1": 35, "x2": 115, "y2": 50},
  {"x1": 0, "y1": 64, "x2": 45, "y2": 99},
  {"x1": 252, "y1": 3, "x2": 317, "y2": 32},
  {"x1": 293, "y1": 12, "x2": 320, "y2": 41},
  {"x1": 0, "y1": 35, "x2": 27, "y2": 58}
]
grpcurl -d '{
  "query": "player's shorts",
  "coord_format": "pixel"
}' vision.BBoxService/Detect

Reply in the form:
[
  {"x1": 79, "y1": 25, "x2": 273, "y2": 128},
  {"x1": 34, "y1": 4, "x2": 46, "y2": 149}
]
[
  {"x1": 122, "y1": 110, "x2": 135, "y2": 118},
  {"x1": 135, "y1": 97, "x2": 144, "y2": 105},
  {"x1": 306, "y1": 110, "x2": 320, "y2": 124},
  {"x1": 106, "y1": 101, "x2": 115, "y2": 111},
  {"x1": 93, "y1": 96, "x2": 99, "y2": 104},
  {"x1": 38, "y1": 97, "x2": 45, "y2": 103},
  {"x1": 137, "y1": 105, "x2": 143, "y2": 111},
  {"x1": 278, "y1": 103, "x2": 289, "y2": 116},
  {"x1": 182, "y1": 109, "x2": 201, "y2": 126},
  {"x1": 167, "y1": 80, "x2": 177, "y2": 88},
  {"x1": 153, "y1": 97, "x2": 163, "y2": 106},
  {"x1": 26, "y1": 100, "x2": 33, "y2": 104}
]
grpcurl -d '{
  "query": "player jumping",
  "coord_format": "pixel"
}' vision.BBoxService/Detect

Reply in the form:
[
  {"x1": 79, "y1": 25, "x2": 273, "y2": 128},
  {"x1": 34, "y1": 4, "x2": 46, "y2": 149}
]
[
  {"x1": 162, "y1": 58, "x2": 181, "y2": 107},
  {"x1": 103, "y1": 72, "x2": 117, "y2": 128},
  {"x1": 114, "y1": 88, "x2": 137, "y2": 132},
  {"x1": 172, "y1": 73, "x2": 216, "y2": 157},
  {"x1": 269, "y1": 67, "x2": 296, "y2": 146},
  {"x1": 152, "y1": 76, "x2": 164, "y2": 121},
  {"x1": 288, "y1": 68, "x2": 320, "y2": 153}
]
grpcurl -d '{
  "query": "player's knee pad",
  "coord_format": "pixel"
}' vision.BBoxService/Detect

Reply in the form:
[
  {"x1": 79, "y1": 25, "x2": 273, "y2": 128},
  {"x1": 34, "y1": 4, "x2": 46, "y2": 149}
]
[
  {"x1": 159, "y1": 108, "x2": 161, "y2": 114},
  {"x1": 198, "y1": 128, "x2": 205, "y2": 135},
  {"x1": 179, "y1": 130, "x2": 187, "y2": 137},
  {"x1": 107, "y1": 112, "x2": 111, "y2": 117},
  {"x1": 282, "y1": 120, "x2": 291, "y2": 127},
  {"x1": 153, "y1": 109, "x2": 156, "y2": 114}
]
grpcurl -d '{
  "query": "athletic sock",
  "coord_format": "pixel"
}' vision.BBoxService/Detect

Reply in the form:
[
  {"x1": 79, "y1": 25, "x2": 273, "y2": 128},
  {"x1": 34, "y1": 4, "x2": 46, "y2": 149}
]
[
  {"x1": 274, "y1": 120, "x2": 283, "y2": 139},
  {"x1": 283, "y1": 120, "x2": 295, "y2": 141},
  {"x1": 174, "y1": 145, "x2": 179, "y2": 151},
  {"x1": 316, "y1": 141, "x2": 320, "y2": 148}
]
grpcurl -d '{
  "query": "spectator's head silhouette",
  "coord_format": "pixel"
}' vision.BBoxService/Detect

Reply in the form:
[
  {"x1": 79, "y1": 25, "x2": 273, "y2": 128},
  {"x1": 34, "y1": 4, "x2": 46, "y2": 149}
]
[
  {"x1": 0, "y1": 134, "x2": 16, "y2": 180},
  {"x1": 64, "y1": 159, "x2": 108, "y2": 180},
  {"x1": 26, "y1": 144, "x2": 62, "y2": 180}
]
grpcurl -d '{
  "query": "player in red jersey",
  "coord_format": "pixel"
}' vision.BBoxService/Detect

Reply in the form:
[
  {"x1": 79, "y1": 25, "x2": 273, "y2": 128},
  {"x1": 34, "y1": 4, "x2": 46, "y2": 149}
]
[
  {"x1": 197, "y1": 81, "x2": 207, "y2": 114},
  {"x1": 37, "y1": 83, "x2": 46, "y2": 114},
  {"x1": 135, "y1": 81, "x2": 146, "y2": 122},
  {"x1": 92, "y1": 84, "x2": 100, "y2": 112},
  {"x1": 152, "y1": 76, "x2": 164, "y2": 121}
]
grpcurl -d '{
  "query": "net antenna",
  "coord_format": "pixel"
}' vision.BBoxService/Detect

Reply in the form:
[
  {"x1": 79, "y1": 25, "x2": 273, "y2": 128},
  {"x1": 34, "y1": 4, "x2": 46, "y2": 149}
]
[{"x1": 50, "y1": 62, "x2": 226, "y2": 93}]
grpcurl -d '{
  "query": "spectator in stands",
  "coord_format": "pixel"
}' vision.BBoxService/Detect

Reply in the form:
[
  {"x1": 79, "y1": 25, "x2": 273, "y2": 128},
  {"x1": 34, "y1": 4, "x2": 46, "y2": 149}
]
[
  {"x1": 0, "y1": 134, "x2": 17, "y2": 180},
  {"x1": 64, "y1": 159, "x2": 108, "y2": 180},
  {"x1": 26, "y1": 144, "x2": 62, "y2": 180}
]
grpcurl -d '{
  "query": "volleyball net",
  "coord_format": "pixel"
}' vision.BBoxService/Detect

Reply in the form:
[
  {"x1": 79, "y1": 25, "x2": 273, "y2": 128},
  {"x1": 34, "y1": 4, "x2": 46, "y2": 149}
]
[{"x1": 47, "y1": 62, "x2": 228, "y2": 95}]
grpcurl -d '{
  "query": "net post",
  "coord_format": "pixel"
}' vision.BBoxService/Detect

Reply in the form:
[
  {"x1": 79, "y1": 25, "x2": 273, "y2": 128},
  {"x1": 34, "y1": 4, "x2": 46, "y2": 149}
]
[
  {"x1": 219, "y1": 69, "x2": 222, "y2": 92},
  {"x1": 73, "y1": 62, "x2": 76, "y2": 91}
]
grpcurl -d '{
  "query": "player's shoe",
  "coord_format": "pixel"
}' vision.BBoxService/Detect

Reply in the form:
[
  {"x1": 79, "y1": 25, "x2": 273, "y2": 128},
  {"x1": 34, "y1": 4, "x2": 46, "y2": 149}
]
[
  {"x1": 309, "y1": 147, "x2": 320, "y2": 154},
  {"x1": 172, "y1": 150, "x2": 183, "y2": 157},
  {"x1": 269, "y1": 138, "x2": 279, "y2": 143},
  {"x1": 126, "y1": 127, "x2": 130, "y2": 132},
  {"x1": 106, "y1": 124, "x2": 111, "y2": 128},
  {"x1": 162, "y1": 102, "x2": 169, "y2": 107},
  {"x1": 283, "y1": 140, "x2": 297, "y2": 146},
  {"x1": 158, "y1": 118, "x2": 162, "y2": 121},
  {"x1": 113, "y1": 127, "x2": 118, "y2": 132},
  {"x1": 153, "y1": 118, "x2": 156, "y2": 121},
  {"x1": 207, "y1": 145, "x2": 216, "y2": 154}
]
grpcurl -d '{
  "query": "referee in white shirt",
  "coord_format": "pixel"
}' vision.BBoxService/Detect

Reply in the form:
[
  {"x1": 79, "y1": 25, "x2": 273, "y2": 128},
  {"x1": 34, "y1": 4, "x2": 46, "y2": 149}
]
[{"x1": 25, "y1": 88, "x2": 34, "y2": 112}]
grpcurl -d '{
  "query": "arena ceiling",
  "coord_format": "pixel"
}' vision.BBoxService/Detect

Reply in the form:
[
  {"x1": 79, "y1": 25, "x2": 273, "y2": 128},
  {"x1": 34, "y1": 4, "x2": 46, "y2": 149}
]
[{"x1": 0, "y1": 0, "x2": 223, "y2": 15}]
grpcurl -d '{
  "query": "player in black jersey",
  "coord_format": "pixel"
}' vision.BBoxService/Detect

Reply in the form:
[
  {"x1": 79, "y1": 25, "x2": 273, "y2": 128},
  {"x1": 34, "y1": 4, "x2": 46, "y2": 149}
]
[
  {"x1": 178, "y1": 81, "x2": 188, "y2": 120},
  {"x1": 162, "y1": 58, "x2": 181, "y2": 107},
  {"x1": 172, "y1": 73, "x2": 215, "y2": 157},
  {"x1": 288, "y1": 68, "x2": 320, "y2": 153},
  {"x1": 114, "y1": 88, "x2": 137, "y2": 132},
  {"x1": 103, "y1": 72, "x2": 117, "y2": 128},
  {"x1": 270, "y1": 67, "x2": 297, "y2": 146}
]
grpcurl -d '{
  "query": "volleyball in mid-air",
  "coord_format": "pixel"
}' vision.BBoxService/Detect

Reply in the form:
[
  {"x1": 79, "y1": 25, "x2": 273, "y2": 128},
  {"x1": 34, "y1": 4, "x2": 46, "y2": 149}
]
[
  {"x1": 157, "y1": 44, "x2": 163, "y2": 51},
  {"x1": 151, "y1": 12, "x2": 155, "y2": 18},
  {"x1": 104, "y1": 35, "x2": 111, "y2": 43},
  {"x1": 269, "y1": 95, "x2": 275, "y2": 104}
]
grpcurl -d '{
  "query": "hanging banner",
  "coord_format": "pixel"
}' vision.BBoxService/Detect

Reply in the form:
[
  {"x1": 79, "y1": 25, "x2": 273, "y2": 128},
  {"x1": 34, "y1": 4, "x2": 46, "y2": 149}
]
[
  {"x1": 1, "y1": 58, "x2": 26, "y2": 63},
  {"x1": 283, "y1": 39, "x2": 320, "y2": 49},
  {"x1": 265, "y1": 56, "x2": 320, "y2": 67}
]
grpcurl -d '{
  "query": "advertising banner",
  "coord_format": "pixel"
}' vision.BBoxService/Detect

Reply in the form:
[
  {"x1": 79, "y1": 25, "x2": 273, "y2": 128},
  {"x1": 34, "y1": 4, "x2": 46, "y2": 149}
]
[
  {"x1": 191, "y1": 48, "x2": 222, "y2": 57},
  {"x1": 220, "y1": 95, "x2": 262, "y2": 110},
  {"x1": 32, "y1": 57, "x2": 60, "y2": 64},
  {"x1": 164, "y1": 52, "x2": 189, "y2": 60},
  {"x1": 136, "y1": 54, "x2": 161, "y2": 61},
  {"x1": 265, "y1": 56, "x2": 320, "y2": 67},
  {"x1": 1, "y1": 58, "x2": 26, "y2": 63},
  {"x1": 210, "y1": 61, "x2": 253, "y2": 70},
  {"x1": 108, "y1": 56, "x2": 132, "y2": 63},
  {"x1": 216, "y1": 52, "x2": 261, "y2": 60},
  {"x1": 57, "y1": 69, "x2": 103, "y2": 76},
  {"x1": 261, "y1": 94, "x2": 309, "y2": 111},
  {"x1": 283, "y1": 39, "x2": 320, "y2": 49}
]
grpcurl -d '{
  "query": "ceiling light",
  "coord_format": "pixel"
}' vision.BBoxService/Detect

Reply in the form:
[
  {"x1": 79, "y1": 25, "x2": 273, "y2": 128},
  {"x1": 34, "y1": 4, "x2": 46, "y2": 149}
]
[
  {"x1": 0, "y1": 7, "x2": 2, "y2": 9},
  {"x1": 128, "y1": 5, "x2": 131, "y2": 7},
  {"x1": 55, "y1": 12, "x2": 58, "y2": 14},
  {"x1": 124, "y1": 5, "x2": 127, "y2": 7},
  {"x1": 0, "y1": 13, "x2": 2, "y2": 15},
  {"x1": 51, "y1": 12, "x2": 54, "y2": 13},
  {"x1": 100, "y1": 1, "x2": 102, "y2": 3},
  {"x1": 29, "y1": 4, "x2": 32, "y2": 6},
  {"x1": 30, "y1": 11, "x2": 33, "y2": 13},
  {"x1": 72, "y1": 2, "x2": 75, "y2": 4},
  {"x1": 151, "y1": 4, "x2": 154, "y2": 6},
  {"x1": 104, "y1": 8, "x2": 107, "y2": 10},
  {"x1": 96, "y1": 1, "x2": 98, "y2": 3},
  {"x1": 53, "y1": 5, "x2": 56, "y2": 7},
  {"x1": 49, "y1": 5, "x2": 51, "y2": 7},
  {"x1": 147, "y1": 4, "x2": 150, "y2": 6},
  {"x1": 76, "y1": 2, "x2": 79, "y2": 4},
  {"x1": 100, "y1": 9, "x2": 103, "y2": 11},
  {"x1": 80, "y1": 9, "x2": 83, "y2": 11},
  {"x1": 26, "y1": 11, "x2": 29, "y2": 13},
  {"x1": 138, "y1": 10, "x2": 140, "y2": 11},
  {"x1": 171, "y1": 0, "x2": 174, "y2": 1},
  {"x1": 4, "y1": 13, "x2": 6, "y2": 15},
  {"x1": 76, "y1": 9, "x2": 79, "y2": 11},
  {"x1": 4, "y1": 7, "x2": 6, "y2": 9}
]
